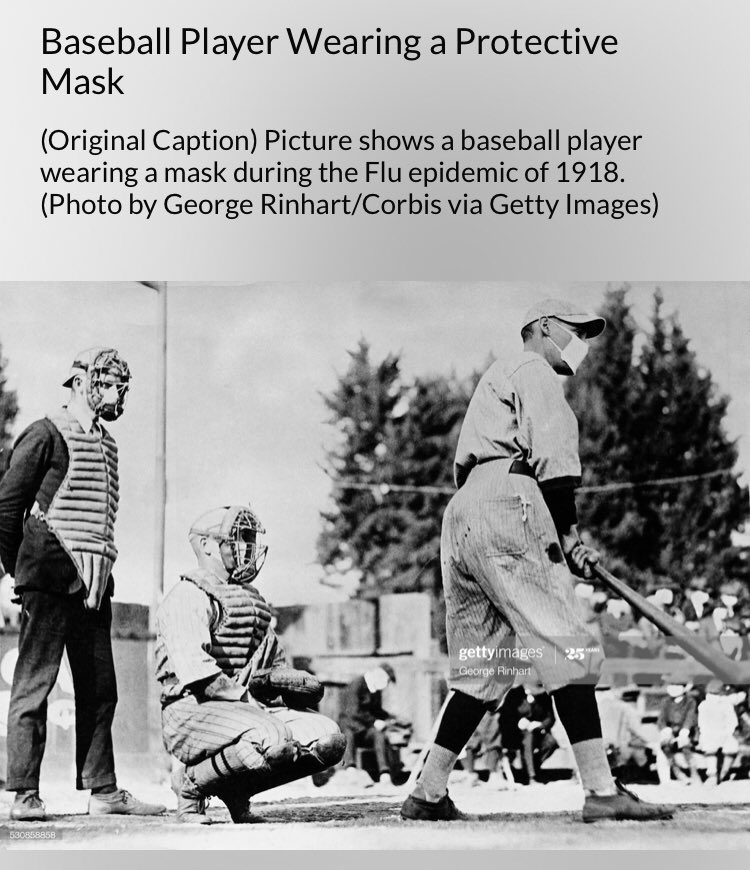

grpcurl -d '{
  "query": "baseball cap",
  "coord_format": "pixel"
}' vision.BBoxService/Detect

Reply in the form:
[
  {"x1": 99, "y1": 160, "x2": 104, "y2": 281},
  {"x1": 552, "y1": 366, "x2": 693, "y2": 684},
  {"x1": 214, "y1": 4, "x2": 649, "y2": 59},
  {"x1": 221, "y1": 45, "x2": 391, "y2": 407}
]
[
  {"x1": 521, "y1": 298, "x2": 606, "y2": 339},
  {"x1": 62, "y1": 350, "x2": 94, "y2": 387},
  {"x1": 379, "y1": 663, "x2": 397, "y2": 684},
  {"x1": 62, "y1": 347, "x2": 127, "y2": 388}
]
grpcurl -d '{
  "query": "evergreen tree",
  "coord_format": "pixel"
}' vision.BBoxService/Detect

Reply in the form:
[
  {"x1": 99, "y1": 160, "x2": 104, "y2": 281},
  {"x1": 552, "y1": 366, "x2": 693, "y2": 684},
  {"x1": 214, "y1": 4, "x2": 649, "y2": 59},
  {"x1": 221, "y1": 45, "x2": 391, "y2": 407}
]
[
  {"x1": 569, "y1": 288, "x2": 748, "y2": 591},
  {"x1": 374, "y1": 373, "x2": 471, "y2": 595},
  {"x1": 566, "y1": 287, "x2": 645, "y2": 573},
  {"x1": 318, "y1": 344, "x2": 479, "y2": 604},
  {"x1": 0, "y1": 339, "x2": 18, "y2": 478},
  {"x1": 317, "y1": 339, "x2": 404, "y2": 592}
]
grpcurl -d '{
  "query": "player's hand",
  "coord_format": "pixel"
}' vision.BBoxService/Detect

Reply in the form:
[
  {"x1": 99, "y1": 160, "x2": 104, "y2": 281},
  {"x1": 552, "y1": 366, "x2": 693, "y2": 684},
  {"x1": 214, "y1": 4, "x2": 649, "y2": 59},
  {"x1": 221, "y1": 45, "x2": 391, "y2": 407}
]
[
  {"x1": 561, "y1": 529, "x2": 599, "y2": 578},
  {"x1": 374, "y1": 719, "x2": 387, "y2": 731},
  {"x1": 677, "y1": 728, "x2": 691, "y2": 749},
  {"x1": 518, "y1": 717, "x2": 531, "y2": 731},
  {"x1": 659, "y1": 726, "x2": 673, "y2": 744}
]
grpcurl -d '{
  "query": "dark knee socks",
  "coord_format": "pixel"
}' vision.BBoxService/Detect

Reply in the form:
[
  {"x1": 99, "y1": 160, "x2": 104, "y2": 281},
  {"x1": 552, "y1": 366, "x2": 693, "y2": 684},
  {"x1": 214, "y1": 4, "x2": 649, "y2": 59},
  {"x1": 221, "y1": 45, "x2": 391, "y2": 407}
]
[
  {"x1": 552, "y1": 683, "x2": 613, "y2": 793},
  {"x1": 416, "y1": 691, "x2": 488, "y2": 800}
]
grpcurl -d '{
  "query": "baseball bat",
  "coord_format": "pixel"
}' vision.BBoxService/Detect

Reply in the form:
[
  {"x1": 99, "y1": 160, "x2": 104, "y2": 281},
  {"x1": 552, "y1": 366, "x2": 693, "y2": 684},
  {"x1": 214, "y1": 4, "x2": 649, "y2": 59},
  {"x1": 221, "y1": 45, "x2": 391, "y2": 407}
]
[{"x1": 592, "y1": 563, "x2": 750, "y2": 684}]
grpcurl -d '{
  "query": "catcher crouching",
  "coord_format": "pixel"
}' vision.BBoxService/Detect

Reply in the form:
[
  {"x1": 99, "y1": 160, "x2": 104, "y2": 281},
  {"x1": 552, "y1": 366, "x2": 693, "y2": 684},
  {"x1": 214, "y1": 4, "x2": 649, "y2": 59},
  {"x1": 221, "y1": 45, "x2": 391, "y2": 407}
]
[{"x1": 155, "y1": 504, "x2": 346, "y2": 823}]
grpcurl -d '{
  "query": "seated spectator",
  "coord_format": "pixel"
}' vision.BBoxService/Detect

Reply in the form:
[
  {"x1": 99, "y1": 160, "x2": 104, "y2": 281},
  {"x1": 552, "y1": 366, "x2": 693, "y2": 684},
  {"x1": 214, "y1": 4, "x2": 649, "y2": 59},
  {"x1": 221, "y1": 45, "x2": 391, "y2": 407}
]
[
  {"x1": 697, "y1": 594, "x2": 724, "y2": 650},
  {"x1": 681, "y1": 580, "x2": 710, "y2": 631},
  {"x1": 730, "y1": 689, "x2": 750, "y2": 777},
  {"x1": 713, "y1": 608, "x2": 744, "y2": 660},
  {"x1": 657, "y1": 678, "x2": 699, "y2": 783},
  {"x1": 0, "y1": 572, "x2": 21, "y2": 628},
  {"x1": 635, "y1": 588, "x2": 678, "y2": 659},
  {"x1": 735, "y1": 604, "x2": 750, "y2": 661},
  {"x1": 598, "y1": 599, "x2": 637, "y2": 657},
  {"x1": 697, "y1": 679, "x2": 739, "y2": 785},
  {"x1": 499, "y1": 682, "x2": 557, "y2": 785},
  {"x1": 337, "y1": 664, "x2": 409, "y2": 787},
  {"x1": 463, "y1": 710, "x2": 512, "y2": 789},
  {"x1": 595, "y1": 673, "x2": 656, "y2": 783},
  {"x1": 637, "y1": 611, "x2": 665, "y2": 659}
]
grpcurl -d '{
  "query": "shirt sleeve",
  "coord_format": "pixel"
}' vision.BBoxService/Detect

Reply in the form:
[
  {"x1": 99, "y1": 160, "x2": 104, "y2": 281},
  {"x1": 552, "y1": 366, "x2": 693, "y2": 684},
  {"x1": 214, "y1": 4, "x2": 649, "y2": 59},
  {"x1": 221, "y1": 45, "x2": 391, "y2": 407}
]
[
  {"x1": 0, "y1": 422, "x2": 55, "y2": 576},
  {"x1": 198, "y1": 672, "x2": 247, "y2": 702},
  {"x1": 510, "y1": 357, "x2": 582, "y2": 485},
  {"x1": 683, "y1": 698, "x2": 698, "y2": 731},
  {"x1": 156, "y1": 582, "x2": 244, "y2": 699}
]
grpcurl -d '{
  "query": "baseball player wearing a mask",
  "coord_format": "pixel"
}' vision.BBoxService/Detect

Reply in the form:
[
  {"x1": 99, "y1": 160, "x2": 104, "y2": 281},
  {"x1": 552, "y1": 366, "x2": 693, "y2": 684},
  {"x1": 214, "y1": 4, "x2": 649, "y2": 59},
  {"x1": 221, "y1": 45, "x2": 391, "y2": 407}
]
[
  {"x1": 401, "y1": 300, "x2": 673, "y2": 823},
  {"x1": 0, "y1": 348, "x2": 165, "y2": 821},
  {"x1": 155, "y1": 504, "x2": 346, "y2": 823}
]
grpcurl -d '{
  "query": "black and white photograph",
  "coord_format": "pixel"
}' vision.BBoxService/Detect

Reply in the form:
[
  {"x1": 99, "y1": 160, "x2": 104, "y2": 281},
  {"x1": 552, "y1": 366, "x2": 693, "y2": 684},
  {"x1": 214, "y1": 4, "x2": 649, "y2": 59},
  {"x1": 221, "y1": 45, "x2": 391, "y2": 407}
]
[{"x1": 0, "y1": 281, "x2": 749, "y2": 849}]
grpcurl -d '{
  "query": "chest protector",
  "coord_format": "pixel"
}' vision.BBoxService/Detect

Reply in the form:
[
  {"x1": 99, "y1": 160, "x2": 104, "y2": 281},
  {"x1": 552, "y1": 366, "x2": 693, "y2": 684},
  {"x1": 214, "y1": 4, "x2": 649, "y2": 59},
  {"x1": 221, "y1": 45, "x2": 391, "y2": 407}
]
[
  {"x1": 41, "y1": 410, "x2": 119, "y2": 609},
  {"x1": 182, "y1": 569, "x2": 273, "y2": 678}
]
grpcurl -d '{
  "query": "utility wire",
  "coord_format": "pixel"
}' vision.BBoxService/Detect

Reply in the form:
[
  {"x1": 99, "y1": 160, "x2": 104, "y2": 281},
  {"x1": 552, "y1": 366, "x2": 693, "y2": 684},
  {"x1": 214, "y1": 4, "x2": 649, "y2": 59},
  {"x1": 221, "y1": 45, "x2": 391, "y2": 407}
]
[{"x1": 329, "y1": 467, "x2": 736, "y2": 497}]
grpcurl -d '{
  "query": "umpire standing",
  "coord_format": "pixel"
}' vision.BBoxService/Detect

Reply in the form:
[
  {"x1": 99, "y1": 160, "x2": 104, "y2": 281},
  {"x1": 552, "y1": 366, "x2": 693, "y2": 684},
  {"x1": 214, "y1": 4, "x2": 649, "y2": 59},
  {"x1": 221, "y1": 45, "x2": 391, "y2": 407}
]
[
  {"x1": 401, "y1": 299, "x2": 673, "y2": 823},
  {"x1": 0, "y1": 348, "x2": 165, "y2": 821}
]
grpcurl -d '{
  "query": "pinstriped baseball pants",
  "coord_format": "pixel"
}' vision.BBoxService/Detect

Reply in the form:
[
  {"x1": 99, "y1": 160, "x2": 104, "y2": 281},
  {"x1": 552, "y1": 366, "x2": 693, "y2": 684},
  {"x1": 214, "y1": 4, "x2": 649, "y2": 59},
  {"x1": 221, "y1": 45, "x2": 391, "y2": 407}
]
[
  {"x1": 442, "y1": 460, "x2": 603, "y2": 704},
  {"x1": 161, "y1": 696, "x2": 340, "y2": 765}
]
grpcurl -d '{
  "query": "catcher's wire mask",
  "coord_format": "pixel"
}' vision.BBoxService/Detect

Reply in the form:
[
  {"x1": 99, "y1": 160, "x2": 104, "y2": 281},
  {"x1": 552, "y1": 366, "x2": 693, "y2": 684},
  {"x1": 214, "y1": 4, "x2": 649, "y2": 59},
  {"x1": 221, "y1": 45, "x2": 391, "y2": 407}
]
[
  {"x1": 86, "y1": 348, "x2": 131, "y2": 421},
  {"x1": 191, "y1": 505, "x2": 268, "y2": 583}
]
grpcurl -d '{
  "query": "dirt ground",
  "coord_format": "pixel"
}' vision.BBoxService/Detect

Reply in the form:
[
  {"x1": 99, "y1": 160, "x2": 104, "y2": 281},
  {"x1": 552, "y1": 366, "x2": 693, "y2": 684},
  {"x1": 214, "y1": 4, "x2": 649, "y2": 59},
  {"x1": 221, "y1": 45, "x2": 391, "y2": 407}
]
[{"x1": 1, "y1": 776, "x2": 749, "y2": 850}]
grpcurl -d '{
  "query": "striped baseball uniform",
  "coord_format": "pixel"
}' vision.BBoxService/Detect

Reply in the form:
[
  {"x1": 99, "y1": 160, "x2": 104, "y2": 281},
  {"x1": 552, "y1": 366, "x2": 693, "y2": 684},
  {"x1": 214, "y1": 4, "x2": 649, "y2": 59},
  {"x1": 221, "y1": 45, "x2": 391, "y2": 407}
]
[
  {"x1": 444, "y1": 351, "x2": 603, "y2": 704},
  {"x1": 156, "y1": 579, "x2": 338, "y2": 766}
]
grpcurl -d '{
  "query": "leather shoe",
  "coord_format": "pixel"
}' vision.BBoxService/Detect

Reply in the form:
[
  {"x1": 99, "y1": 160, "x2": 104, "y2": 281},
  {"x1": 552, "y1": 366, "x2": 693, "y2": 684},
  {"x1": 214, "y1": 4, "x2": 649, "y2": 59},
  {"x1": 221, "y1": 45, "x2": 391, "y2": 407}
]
[
  {"x1": 88, "y1": 788, "x2": 166, "y2": 816},
  {"x1": 177, "y1": 772, "x2": 212, "y2": 825},
  {"x1": 213, "y1": 782, "x2": 264, "y2": 824},
  {"x1": 400, "y1": 790, "x2": 464, "y2": 821},
  {"x1": 582, "y1": 780, "x2": 674, "y2": 823},
  {"x1": 10, "y1": 792, "x2": 47, "y2": 822}
]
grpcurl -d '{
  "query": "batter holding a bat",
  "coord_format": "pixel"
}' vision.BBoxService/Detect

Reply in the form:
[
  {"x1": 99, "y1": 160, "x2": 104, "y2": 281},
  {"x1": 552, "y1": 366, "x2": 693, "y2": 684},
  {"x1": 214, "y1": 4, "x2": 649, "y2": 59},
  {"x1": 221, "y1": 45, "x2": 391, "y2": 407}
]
[{"x1": 401, "y1": 299, "x2": 674, "y2": 823}]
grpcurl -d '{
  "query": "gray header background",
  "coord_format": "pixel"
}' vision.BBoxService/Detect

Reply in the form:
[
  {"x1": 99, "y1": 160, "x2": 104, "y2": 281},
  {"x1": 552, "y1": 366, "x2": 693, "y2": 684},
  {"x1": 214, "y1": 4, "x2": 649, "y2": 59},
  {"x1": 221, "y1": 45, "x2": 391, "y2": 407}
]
[{"x1": 2, "y1": 0, "x2": 749, "y2": 280}]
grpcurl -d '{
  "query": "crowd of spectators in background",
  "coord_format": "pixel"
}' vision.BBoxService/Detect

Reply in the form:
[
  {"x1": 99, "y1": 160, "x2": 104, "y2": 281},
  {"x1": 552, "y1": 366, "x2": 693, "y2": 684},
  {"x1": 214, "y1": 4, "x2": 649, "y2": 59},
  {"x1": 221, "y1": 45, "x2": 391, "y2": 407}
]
[
  {"x1": 461, "y1": 676, "x2": 750, "y2": 789},
  {"x1": 573, "y1": 579, "x2": 750, "y2": 662}
]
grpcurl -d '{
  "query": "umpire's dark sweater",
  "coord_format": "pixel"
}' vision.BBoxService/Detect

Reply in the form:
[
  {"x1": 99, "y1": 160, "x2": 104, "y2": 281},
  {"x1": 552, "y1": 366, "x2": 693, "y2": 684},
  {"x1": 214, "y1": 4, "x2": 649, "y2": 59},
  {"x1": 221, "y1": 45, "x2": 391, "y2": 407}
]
[
  {"x1": 0, "y1": 417, "x2": 84, "y2": 595},
  {"x1": 339, "y1": 675, "x2": 391, "y2": 734}
]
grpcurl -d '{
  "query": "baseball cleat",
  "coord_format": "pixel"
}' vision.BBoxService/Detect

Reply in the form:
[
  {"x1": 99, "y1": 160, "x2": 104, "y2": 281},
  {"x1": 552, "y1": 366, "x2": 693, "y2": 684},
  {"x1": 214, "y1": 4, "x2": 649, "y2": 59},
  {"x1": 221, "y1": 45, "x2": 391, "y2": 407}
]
[
  {"x1": 581, "y1": 780, "x2": 674, "y2": 823},
  {"x1": 177, "y1": 772, "x2": 212, "y2": 825},
  {"x1": 10, "y1": 791, "x2": 47, "y2": 822},
  {"x1": 213, "y1": 784, "x2": 264, "y2": 824},
  {"x1": 88, "y1": 788, "x2": 167, "y2": 816},
  {"x1": 400, "y1": 791, "x2": 465, "y2": 821}
]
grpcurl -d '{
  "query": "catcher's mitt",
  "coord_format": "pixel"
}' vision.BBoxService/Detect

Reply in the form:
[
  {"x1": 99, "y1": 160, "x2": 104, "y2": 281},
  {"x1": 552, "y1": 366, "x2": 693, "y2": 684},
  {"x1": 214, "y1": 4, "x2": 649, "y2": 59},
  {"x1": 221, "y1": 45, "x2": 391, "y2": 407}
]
[{"x1": 247, "y1": 667, "x2": 324, "y2": 709}]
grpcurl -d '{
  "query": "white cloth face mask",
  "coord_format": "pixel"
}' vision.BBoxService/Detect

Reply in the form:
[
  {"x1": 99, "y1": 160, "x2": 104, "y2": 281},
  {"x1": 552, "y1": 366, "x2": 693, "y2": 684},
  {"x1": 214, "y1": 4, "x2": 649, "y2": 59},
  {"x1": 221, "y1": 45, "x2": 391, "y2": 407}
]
[{"x1": 546, "y1": 322, "x2": 590, "y2": 374}]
